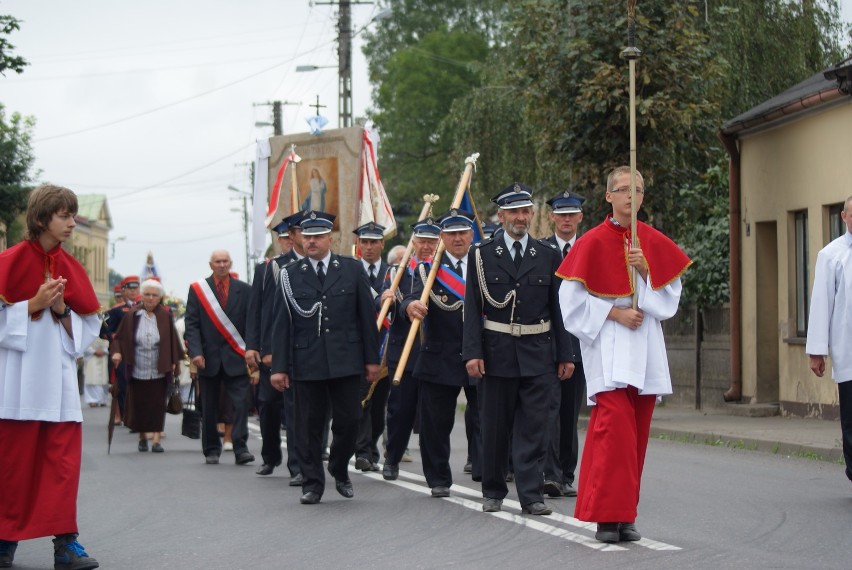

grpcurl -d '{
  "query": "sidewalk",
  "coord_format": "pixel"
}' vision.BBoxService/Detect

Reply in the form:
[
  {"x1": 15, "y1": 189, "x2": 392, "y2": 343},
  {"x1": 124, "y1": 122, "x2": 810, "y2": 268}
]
[{"x1": 579, "y1": 405, "x2": 845, "y2": 463}]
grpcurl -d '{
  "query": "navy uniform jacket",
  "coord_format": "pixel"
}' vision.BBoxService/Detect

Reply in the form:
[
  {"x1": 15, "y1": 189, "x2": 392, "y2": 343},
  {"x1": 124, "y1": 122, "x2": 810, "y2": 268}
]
[
  {"x1": 184, "y1": 275, "x2": 252, "y2": 378},
  {"x1": 378, "y1": 264, "x2": 421, "y2": 372},
  {"x1": 245, "y1": 261, "x2": 267, "y2": 352},
  {"x1": 100, "y1": 301, "x2": 133, "y2": 341},
  {"x1": 259, "y1": 251, "x2": 299, "y2": 356},
  {"x1": 364, "y1": 260, "x2": 390, "y2": 293},
  {"x1": 271, "y1": 254, "x2": 380, "y2": 381},
  {"x1": 403, "y1": 257, "x2": 473, "y2": 387},
  {"x1": 462, "y1": 236, "x2": 579, "y2": 377}
]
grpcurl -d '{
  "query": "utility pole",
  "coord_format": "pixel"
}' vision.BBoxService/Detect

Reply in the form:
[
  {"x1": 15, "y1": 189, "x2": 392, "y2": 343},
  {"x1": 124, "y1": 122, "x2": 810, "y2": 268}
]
[
  {"x1": 315, "y1": 0, "x2": 371, "y2": 128},
  {"x1": 253, "y1": 100, "x2": 298, "y2": 136}
]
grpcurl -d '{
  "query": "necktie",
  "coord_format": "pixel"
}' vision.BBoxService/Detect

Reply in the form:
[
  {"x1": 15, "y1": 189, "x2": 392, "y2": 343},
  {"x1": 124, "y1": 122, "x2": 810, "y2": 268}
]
[
  {"x1": 562, "y1": 242, "x2": 571, "y2": 258},
  {"x1": 368, "y1": 263, "x2": 376, "y2": 281},
  {"x1": 316, "y1": 261, "x2": 325, "y2": 285},
  {"x1": 216, "y1": 280, "x2": 227, "y2": 306},
  {"x1": 455, "y1": 259, "x2": 464, "y2": 276},
  {"x1": 512, "y1": 241, "x2": 523, "y2": 269}
]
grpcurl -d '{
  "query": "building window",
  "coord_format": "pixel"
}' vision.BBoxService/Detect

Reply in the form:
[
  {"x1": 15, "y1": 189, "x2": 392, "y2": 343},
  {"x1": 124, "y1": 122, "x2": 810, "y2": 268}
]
[
  {"x1": 829, "y1": 203, "x2": 845, "y2": 241},
  {"x1": 794, "y1": 210, "x2": 809, "y2": 337}
]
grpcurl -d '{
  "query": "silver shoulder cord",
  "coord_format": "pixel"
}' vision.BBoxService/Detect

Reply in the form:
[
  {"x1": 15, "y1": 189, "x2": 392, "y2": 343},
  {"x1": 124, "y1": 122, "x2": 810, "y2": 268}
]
[
  {"x1": 474, "y1": 247, "x2": 516, "y2": 321},
  {"x1": 279, "y1": 265, "x2": 323, "y2": 337},
  {"x1": 390, "y1": 266, "x2": 405, "y2": 303},
  {"x1": 419, "y1": 264, "x2": 463, "y2": 312}
]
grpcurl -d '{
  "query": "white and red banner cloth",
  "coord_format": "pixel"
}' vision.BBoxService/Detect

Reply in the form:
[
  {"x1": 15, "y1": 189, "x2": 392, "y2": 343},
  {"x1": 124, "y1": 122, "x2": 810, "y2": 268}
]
[
  {"x1": 190, "y1": 280, "x2": 246, "y2": 357},
  {"x1": 359, "y1": 121, "x2": 396, "y2": 237},
  {"x1": 251, "y1": 139, "x2": 271, "y2": 260}
]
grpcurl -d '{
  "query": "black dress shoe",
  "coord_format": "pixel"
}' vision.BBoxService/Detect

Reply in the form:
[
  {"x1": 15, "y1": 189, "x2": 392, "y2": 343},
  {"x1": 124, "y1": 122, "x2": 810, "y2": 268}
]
[
  {"x1": 619, "y1": 522, "x2": 641, "y2": 542},
  {"x1": 300, "y1": 491, "x2": 321, "y2": 505},
  {"x1": 595, "y1": 523, "x2": 620, "y2": 543},
  {"x1": 138, "y1": 440, "x2": 148, "y2": 452},
  {"x1": 505, "y1": 471, "x2": 515, "y2": 482},
  {"x1": 235, "y1": 451, "x2": 255, "y2": 465},
  {"x1": 335, "y1": 479, "x2": 354, "y2": 498},
  {"x1": 544, "y1": 480, "x2": 563, "y2": 497},
  {"x1": 482, "y1": 498, "x2": 502, "y2": 512},
  {"x1": 563, "y1": 482, "x2": 578, "y2": 497},
  {"x1": 354, "y1": 456, "x2": 372, "y2": 471},
  {"x1": 382, "y1": 463, "x2": 399, "y2": 480},
  {"x1": 431, "y1": 486, "x2": 450, "y2": 498},
  {"x1": 463, "y1": 460, "x2": 472, "y2": 474},
  {"x1": 205, "y1": 455, "x2": 219, "y2": 465},
  {"x1": 521, "y1": 502, "x2": 552, "y2": 515},
  {"x1": 256, "y1": 463, "x2": 275, "y2": 476}
]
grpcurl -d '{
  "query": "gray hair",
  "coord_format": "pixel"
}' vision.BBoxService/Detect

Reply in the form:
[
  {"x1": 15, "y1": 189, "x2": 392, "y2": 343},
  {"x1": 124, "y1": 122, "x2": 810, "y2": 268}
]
[
  {"x1": 140, "y1": 279, "x2": 165, "y2": 297},
  {"x1": 387, "y1": 244, "x2": 406, "y2": 265}
]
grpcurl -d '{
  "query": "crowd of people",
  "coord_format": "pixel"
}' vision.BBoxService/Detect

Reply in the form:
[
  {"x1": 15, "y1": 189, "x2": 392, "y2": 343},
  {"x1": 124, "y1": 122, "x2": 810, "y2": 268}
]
[{"x1": 4, "y1": 171, "x2": 852, "y2": 568}]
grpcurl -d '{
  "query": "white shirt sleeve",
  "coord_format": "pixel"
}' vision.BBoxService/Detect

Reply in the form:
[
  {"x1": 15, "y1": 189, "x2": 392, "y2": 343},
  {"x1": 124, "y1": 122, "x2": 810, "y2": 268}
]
[
  {"x1": 559, "y1": 279, "x2": 612, "y2": 345},
  {"x1": 0, "y1": 303, "x2": 29, "y2": 352},
  {"x1": 636, "y1": 277, "x2": 683, "y2": 321},
  {"x1": 805, "y1": 249, "x2": 833, "y2": 357}
]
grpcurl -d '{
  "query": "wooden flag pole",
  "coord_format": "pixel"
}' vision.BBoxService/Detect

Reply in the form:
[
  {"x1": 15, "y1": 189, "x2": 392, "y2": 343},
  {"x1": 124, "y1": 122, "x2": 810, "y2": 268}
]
[
  {"x1": 393, "y1": 153, "x2": 479, "y2": 386},
  {"x1": 623, "y1": 0, "x2": 641, "y2": 309}
]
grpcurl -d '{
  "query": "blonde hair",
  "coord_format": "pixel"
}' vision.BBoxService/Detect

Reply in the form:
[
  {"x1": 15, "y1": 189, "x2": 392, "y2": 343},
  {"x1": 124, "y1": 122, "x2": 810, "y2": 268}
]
[{"x1": 606, "y1": 166, "x2": 644, "y2": 193}]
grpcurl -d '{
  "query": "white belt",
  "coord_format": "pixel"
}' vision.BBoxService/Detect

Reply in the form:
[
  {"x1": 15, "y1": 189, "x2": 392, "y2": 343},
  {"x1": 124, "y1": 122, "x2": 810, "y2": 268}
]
[{"x1": 483, "y1": 319, "x2": 551, "y2": 337}]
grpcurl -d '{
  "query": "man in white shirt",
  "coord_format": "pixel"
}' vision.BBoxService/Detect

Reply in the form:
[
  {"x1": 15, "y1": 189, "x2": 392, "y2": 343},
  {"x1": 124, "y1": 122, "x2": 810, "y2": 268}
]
[{"x1": 805, "y1": 195, "x2": 852, "y2": 484}]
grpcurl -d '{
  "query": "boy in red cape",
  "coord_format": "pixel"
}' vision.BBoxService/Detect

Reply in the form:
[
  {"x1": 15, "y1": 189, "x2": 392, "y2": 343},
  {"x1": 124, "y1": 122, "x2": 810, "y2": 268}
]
[
  {"x1": 556, "y1": 167, "x2": 691, "y2": 544},
  {"x1": 0, "y1": 184, "x2": 101, "y2": 569}
]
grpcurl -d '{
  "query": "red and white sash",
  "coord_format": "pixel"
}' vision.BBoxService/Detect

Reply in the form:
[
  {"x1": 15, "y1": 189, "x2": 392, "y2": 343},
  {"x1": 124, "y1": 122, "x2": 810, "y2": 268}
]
[{"x1": 191, "y1": 279, "x2": 246, "y2": 357}]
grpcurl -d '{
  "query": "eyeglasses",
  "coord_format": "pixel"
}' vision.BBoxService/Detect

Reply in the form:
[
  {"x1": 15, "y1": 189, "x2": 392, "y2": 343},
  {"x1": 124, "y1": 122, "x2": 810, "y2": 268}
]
[{"x1": 609, "y1": 186, "x2": 644, "y2": 194}]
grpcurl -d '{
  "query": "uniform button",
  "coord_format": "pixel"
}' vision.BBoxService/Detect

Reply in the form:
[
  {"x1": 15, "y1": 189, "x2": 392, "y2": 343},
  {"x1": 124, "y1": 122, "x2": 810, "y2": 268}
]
[
  {"x1": 322, "y1": 295, "x2": 327, "y2": 299},
  {"x1": 325, "y1": 329, "x2": 330, "y2": 333},
  {"x1": 323, "y1": 306, "x2": 328, "y2": 310},
  {"x1": 516, "y1": 283, "x2": 520, "y2": 287},
  {"x1": 324, "y1": 317, "x2": 329, "y2": 321}
]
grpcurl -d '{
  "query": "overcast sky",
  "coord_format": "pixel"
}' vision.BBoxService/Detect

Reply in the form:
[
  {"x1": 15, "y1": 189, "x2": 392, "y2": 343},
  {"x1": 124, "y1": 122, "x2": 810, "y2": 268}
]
[{"x1": 2, "y1": 0, "x2": 851, "y2": 300}]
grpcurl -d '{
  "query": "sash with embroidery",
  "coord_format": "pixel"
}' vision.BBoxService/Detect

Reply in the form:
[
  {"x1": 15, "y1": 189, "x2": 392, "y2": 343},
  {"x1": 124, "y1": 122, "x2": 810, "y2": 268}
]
[{"x1": 191, "y1": 279, "x2": 246, "y2": 357}]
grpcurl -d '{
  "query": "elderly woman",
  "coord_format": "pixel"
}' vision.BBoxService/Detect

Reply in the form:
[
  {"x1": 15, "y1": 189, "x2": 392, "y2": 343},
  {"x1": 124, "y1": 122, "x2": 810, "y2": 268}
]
[{"x1": 110, "y1": 279, "x2": 184, "y2": 453}]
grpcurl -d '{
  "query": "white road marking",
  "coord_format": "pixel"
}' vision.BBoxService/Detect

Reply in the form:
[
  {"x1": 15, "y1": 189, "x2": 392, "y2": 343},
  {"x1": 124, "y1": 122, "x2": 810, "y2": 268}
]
[{"x1": 247, "y1": 419, "x2": 682, "y2": 552}]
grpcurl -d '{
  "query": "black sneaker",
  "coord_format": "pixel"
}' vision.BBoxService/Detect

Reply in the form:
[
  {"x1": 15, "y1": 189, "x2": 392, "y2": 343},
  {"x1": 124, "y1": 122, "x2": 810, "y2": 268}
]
[
  {"x1": 0, "y1": 540, "x2": 18, "y2": 568},
  {"x1": 53, "y1": 534, "x2": 99, "y2": 570},
  {"x1": 138, "y1": 439, "x2": 148, "y2": 452}
]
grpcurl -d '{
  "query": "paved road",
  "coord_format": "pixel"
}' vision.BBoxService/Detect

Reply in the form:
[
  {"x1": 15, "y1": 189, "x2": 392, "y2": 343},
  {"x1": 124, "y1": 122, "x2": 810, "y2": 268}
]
[{"x1": 9, "y1": 405, "x2": 852, "y2": 569}]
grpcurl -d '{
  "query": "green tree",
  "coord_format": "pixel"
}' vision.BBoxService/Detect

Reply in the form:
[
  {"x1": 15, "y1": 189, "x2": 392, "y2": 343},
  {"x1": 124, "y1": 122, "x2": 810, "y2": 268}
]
[
  {"x1": 370, "y1": 28, "x2": 489, "y2": 225},
  {"x1": 0, "y1": 104, "x2": 36, "y2": 242},
  {"x1": 0, "y1": 15, "x2": 28, "y2": 76}
]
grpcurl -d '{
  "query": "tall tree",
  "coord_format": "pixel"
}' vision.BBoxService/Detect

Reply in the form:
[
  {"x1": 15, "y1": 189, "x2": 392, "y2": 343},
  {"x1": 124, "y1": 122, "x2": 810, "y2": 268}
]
[
  {"x1": 0, "y1": 104, "x2": 36, "y2": 243},
  {"x1": 0, "y1": 15, "x2": 28, "y2": 76}
]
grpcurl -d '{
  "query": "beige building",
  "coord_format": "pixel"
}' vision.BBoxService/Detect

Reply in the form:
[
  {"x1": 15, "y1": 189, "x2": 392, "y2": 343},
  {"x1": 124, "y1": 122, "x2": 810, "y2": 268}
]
[
  {"x1": 720, "y1": 60, "x2": 852, "y2": 419},
  {"x1": 67, "y1": 194, "x2": 113, "y2": 309}
]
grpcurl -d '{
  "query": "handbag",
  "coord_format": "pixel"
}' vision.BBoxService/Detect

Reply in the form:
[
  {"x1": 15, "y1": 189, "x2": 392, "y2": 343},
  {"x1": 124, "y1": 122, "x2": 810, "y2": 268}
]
[
  {"x1": 166, "y1": 378, "x2": 182, "y2": 415},
  {"x1": 181, "y1": 380, "x2": 202, "y2": 439}
]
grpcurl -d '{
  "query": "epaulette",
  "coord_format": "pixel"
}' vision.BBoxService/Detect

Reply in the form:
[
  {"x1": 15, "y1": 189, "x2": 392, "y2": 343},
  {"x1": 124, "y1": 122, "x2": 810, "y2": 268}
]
[
  {"x1": 538, "y1": 238, "x2": 559, "y2": 250},
  {"x1": 474, "y1": 236, "x2": 494, "y2": 247}
]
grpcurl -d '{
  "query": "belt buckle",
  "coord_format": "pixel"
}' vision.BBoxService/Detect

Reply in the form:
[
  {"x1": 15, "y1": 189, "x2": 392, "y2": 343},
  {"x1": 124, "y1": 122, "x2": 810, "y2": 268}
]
[{"x1": 510, "y1": 323, "x2": 522, "y2": 337}]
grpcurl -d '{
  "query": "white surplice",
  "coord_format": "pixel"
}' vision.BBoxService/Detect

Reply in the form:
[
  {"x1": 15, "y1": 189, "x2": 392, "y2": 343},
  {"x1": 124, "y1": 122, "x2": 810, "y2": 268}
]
[
  {"x1": 559, "y1": 276, "x2": 683, "y2": 404},
  {"x1": 0, "y1": 302, "x2": 101, "y2": 422},
  {"x1": 805, "y1": 232, "x2": 852, "y2": 384}
]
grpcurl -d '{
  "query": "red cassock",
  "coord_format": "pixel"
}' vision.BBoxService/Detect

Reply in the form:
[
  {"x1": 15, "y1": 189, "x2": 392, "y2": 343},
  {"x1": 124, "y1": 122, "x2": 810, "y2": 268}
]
[{"x1": 0, "y1": 240, "x2": 100, "y2": 540}]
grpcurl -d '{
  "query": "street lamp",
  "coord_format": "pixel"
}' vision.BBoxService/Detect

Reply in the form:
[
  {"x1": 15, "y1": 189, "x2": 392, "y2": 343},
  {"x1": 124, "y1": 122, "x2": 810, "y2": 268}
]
[
  {"x1": 228, "y1": 185, "x2": 252, "y2": 282},
  {"x1": 110, "y1": 236, "x2": 126, "y2": 259}
]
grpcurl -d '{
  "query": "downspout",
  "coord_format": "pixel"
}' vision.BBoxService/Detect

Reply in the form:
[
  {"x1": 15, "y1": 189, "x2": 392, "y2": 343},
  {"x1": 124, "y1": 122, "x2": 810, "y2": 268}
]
[{"x1": 718, "y1": 130, "x2": 741, "y2": 402}]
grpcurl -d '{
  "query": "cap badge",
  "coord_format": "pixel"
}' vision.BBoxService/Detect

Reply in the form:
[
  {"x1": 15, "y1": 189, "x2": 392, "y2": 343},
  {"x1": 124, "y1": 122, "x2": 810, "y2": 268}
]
[
  {"x1": 563, "y1": 191, "x2": 570, "y2": 198},
  {"x1": 513, "y1": 183, "x2": 521, "y2": 193},
  {"x1": 310, "y1": 212, "x2": 317, "y2": 220}
]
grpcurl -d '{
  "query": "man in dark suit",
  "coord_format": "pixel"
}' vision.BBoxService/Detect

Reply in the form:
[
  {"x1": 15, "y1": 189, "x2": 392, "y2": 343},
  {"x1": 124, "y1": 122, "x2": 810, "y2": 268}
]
[
  {"x1": 353, "y1": 222, "x2": 391, "y2": 472},
  {"x1": 463, "y1": 183, "x2": 579, "y2": 516},
  {"x1": 184, "y1": 250, "x2": 255, "y2": 466},
  {"x1": 381, "y1": 218, "x2": 440, "y2": 480},
  {"x1": 270, "y1": 211, "x2": 381, "y2": 504},
  {"x1": 402, "y1": 209, "x2": 482, "y2": 497},
  {"x1": 542, "y1": 190, "x2": 587, "y2": 498},
  {"x1": 246, "y1": 217, "x2": 304, "y2": 482}
]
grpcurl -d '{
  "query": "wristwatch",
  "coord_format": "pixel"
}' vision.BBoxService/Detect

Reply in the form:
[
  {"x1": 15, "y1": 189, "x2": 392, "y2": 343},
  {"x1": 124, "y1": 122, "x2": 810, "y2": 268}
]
[{"x1": 52, "y1": 305, "x2": 72, "y2": 319}]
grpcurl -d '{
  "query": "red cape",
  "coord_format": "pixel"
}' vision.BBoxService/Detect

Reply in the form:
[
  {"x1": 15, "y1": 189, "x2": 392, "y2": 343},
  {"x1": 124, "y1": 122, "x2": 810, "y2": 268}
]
[
  {"x1": 0, "y1": 240, "x2": 101, "y2": 315},
  {"x1": 556, "y1": 218, "x2": 692, "y2": 297}
]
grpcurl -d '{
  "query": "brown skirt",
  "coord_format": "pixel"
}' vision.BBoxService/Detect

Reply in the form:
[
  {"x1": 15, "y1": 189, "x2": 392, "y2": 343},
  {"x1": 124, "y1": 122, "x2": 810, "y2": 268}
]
[{"x1": 125, "y1": 377, "x2": 167, "y2": 432}]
